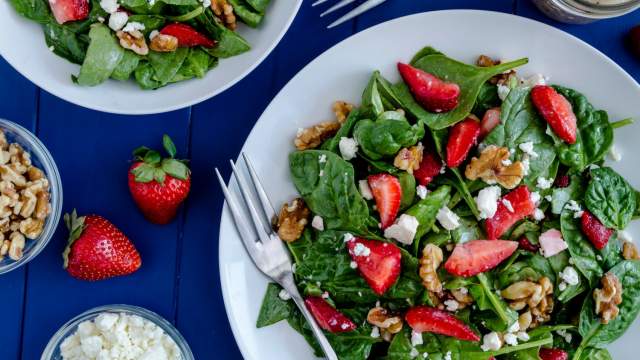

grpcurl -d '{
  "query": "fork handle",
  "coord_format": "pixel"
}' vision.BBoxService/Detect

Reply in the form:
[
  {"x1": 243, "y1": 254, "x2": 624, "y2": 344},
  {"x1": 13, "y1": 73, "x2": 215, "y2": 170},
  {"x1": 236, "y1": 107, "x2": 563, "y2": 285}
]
[{"x1": 280, "y1": 276, "x2": 339, "y2": 360}]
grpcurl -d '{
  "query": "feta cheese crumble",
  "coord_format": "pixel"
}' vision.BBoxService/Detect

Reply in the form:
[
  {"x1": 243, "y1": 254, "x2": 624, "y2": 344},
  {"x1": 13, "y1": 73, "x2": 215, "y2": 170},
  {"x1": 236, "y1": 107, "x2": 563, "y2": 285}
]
[
  {"x1": 149, "y1": 30, "x2": 160, "y2": 40},
  {"x1": 565, "y1": 200, "x2": 584, "y2": 218},
  {"x1": 416, "y1": 185, "x2": 429, "y2": 200},
  {"x1": 108, "y1": 11, "x2": 128, "y2": 31},
  {"x1": 518, "y1": 141, "x2": 538, "y2": 158},
  {"x1": 343, "y1": 233, "x2": 355, "y2": 243},
  {"x1": 530, "y1": 191, "x2": 541, "y2": 205},
  {"x1": 370, "y1": 326, "x2": 380, "y2": 338},
  {"x1": 533, "y1": 208, "x2": 545, "y2": 221},
  {"x1": 409, "y1": 347, "x2": 420, "y2": 358},
  {"x1": 497, "y1": 84, "x2": 510, "y2": 101},
  {"x1": 99, "y1": 0, "x2": 119, "y2": 13},
  {"x1": 352, "y1": 243, "x2": 371, "y2": 257},
  {"x1": 122, "y1": 21, "x2": 146, "y2": 33},
  {"x1": 411, "y1": 331, "x2": 423, "y2": 346},
  {"x1": 349, "y1": 261, "x2": 357, "y2": 269},
  {"x1": 384, "y1": 214, "x2": 419, "y2": 245},
  {"x1": 536, "y1": 177, "x2": 554, "y2": 190},
  {"x1": 502, "y1": 199, "x2": 515, "y2": 213},
  {"x1": 436, "y1": 206, "x2": 460, "y2": 230},
  {"x1": 559, "y1": 266, "x2": 580, "y2": 286},
  {"x1": 318, "y1": 154, "x2": 327, "y2": 163},
  {"x1": 339, "y1": 137, "x2": 358, "y2": 160},
  {"x1": 359, "y1": 180, "x2": 374, "y2": 200},
  {"x1": 504, "y1": 333, "x2": 518, "y2": 346},
  {"x1": 480, "y1": 332, "x2": 503, "y2": 352},
  {"x1": 311, "y1": 215, "x2": 324, "y2": 231},
  {"x1": 444, "y1": 299, "x2": 459, "y2": 312},
  {"x1": 476, "y1": 186, "x2": 501, "y2": 219},
  {"x1": 278, "y1": 289, "x2": 291, "y2": 301}
]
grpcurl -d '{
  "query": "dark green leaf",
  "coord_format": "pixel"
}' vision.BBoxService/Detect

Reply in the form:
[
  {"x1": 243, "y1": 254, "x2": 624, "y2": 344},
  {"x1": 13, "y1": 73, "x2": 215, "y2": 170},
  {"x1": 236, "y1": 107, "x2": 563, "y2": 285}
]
[
  {"x1": 228, "y1": 0, "x2": 264, "y2": 27},
  {"x1": 8, "y1": 0, "x2": 50, "y2": 23},
  {"x1": 405, "y1": 185, "x2": 451, "y2": 240},
  {"x1": 354, "y1": 119, "x2": 424, "y2": 160},
  {"x1": 75, "y1": 24, "x2": 124, "y2": 86},
  {"x1": 111, "y1": 50, "x2": 140, "y2": 81},
  {"x1": 560, "y1": 209, "x2": 603, "y2": 287},
  {"x1": 398, "y1": 172, "x2": 416, "y2": 211},
  {"x1": 584, "y1": 167, "x2": 636, "y2": 230},
  {"x1": 256, "y1": 283, "x2": 293, "y2": 327}
]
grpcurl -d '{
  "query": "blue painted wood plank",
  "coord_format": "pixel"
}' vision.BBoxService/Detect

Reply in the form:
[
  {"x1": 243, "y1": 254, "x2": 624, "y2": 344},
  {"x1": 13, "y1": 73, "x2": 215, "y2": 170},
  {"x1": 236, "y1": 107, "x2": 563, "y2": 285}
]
[
  {"x1": 20, "y1": 92, "x2": 191, "y2": 359},
  {"x1": 0, "y1": 57, "x2": 39, "y2": 360}
]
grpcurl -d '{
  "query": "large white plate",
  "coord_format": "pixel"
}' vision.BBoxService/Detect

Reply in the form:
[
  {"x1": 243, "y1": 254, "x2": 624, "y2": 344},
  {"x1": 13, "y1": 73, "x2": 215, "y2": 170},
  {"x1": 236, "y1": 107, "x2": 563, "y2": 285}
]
[
  {"x1": 219, "y1": 10, "x2": 640, "y2": 359},
  {"x1": 0, "y1": 1, "x2": 301, "y2": 115}
]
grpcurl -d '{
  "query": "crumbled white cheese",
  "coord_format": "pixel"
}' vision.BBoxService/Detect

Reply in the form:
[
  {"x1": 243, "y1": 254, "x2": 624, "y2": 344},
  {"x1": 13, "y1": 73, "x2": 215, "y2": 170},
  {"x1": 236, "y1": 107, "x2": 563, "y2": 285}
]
[
  {"x1": 108, "y1": 11, "x2": 128, "y2": 31},
  {"x1": 359, "y1": 180, "x2": 374, "y2": 200},
  {"x1": 521, "y1": 155, "x2": 531, "y2": 176},
  {"x1": 507, "y1": 321, "x2": 520, "y2": 334},
  {"x1": 436, "y1": 206, "x2": 460, "y2": 230},
  {"x1": 318, "y1": 154, "x2": 327, "y2": 163},
  {"x1": 618, "y1": 230, "x2": 633, "y2": 243},
  {"x1": 343, "y1": 233, "x2": 355, "y2": 243},
  {"x1": 502, "y1": 199, "x2": 515, "y2": 213},
  {"x1": 122, "y1": 21, "x2": 146, "y2": 33},
  {"x1": 520, "y1": 74, "x2": 547, "y2": 87},
  {"x1": 411, "y1": 331, "x2": 423, "y2": 346},
  {"x1": 497, "y1": 84, "x2": 510, "y2": 101},
  {"x1": 352, "y1": 243, "x2": 371, "y2": 257},
  {"x1": 481, "y1": 331, "x2": 503, "y2": 352},
  {"x1": 99, "y1": 0, "x2": 119, "y2": 13},
  {"x1": 560, "y1": 266, "x2": 580, "y2": 286},
  {"x1": 476, "y1": 185, "x2": 501, "y2": 219},
  {"x1": 519, "y1": 141, "x2": 539, "y2": 158},
  {"x1": 416, "y1": 185, "x2": 429, "y2": 200},
  {"x1": 202, "y1": 0, "x2": 211, "y2": 7},
  {"x1": 444, "y1": 351, "x2": 452, "y2": 360},
  {"x1": 565, "y1": 200, "x2": 584, "y2": 218},
  {"x1": 422, "y1": 352, "x2": 429, "y2": 358},
  {"x1": 339, "y1": 137, "x2": 358, "y2": 160},
  {"x1": 545, "y1": 195, "x2": 553, "y2": 202},
  {"x1": 516, "y1": 331, "x2": 530, "y2": 341},
  {"x1": 458, "y1": 287, "x2": 468, "y2": 294},
  {"x1": 278, "y1": 289, "x2": 291, "y2": 301},
  {"x1": 291, "y1": 263, "x2": 297, "y2": 273},
  {"x1": 533, "y1": 208, "x2": 545, "y2": 221},
  {"x1": 149, "y1": 30, "x2": 160, "y2": 40},
  {"x1": 370, "y1": 326, "x2": 380, "y2": 338},
  {"x1": 501, "y1": 158, "x2": 513, "y2": 166},
  {"x1": 48, "y1": 45, "x2": 55, "y2": 52},
  {"x1": 608, "y1": 145, "x2": 622, "y2": 162},
  {"x1": 319, "y1": 170, "x2": 324, "y2": 177},
  {"x1": 97, "y1": 16, "x2": 105, "y2": 23},
  {"x1": 536, "y1": 177, "x2": 554, "y2": 190},
  {"x1": 349, "y1": 261, "x2": 357, "y2": 269},
  {"x1": 384, "y1": 214, "x2": 419, "y2": 245},
  {"x1": 504, "y1": 333, "x2": 518, "y2": 346},
  {"x1": 311, "y1": 215, "x2": 324, "y2": 231},
  {"x1": 409, "y1": 347, "x2": 420, "y2": 358},
  {"x1": 530, "y1": 191, "x2": 541, "y2": 205},
  {"x1": 444, "y1": 299, "x2": 459, "y2": 312}
]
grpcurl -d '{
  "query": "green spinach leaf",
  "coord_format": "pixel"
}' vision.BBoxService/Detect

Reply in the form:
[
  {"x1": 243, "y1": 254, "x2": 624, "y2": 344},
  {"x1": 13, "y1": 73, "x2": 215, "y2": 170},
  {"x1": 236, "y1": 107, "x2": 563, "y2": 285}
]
[
  {"x1": 560, "y1": 209, "x2": 603, "y2": 287},
  {"x1": 585, "y1": 167, "x2": 636, "y2": 230},
  {"x1": 228, "y1": 0, "x2": 264, "y2": 27},
  {"x1": 75, "y1": 24, "x2": 124, "y2": 86},
  {"x1": 405, "y1": 185, "x2": 451, "y2": 241},
  {"x1": 8, "y1": 0, "x2": 50, "y2": 23},
  {"x1": 111, "y1": 51, "x2": 140, "y2": 81},
  {"x1": 256, "y1": 283, "x2": 293, "y2": 327},
  {"x1": 354, "y1": 118, "x2": 424, "y2": 160}
]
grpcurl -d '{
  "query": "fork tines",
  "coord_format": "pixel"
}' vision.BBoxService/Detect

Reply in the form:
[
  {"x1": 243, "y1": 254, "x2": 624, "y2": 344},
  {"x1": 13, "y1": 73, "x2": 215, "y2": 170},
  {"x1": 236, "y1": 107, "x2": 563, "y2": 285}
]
[{"x1": 313, "y1": 0, "x2": 388, "y2": 29}]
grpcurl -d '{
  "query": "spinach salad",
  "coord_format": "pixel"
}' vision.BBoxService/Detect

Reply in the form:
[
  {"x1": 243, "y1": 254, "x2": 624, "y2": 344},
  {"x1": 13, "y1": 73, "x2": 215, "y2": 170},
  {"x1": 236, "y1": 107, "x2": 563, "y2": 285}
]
[
  {"x1": 8, "y1": 0, "x2": 270, "y2": 89},
  {"x1": 258, "y1": 46, "x2": 640, "y2": 360}
]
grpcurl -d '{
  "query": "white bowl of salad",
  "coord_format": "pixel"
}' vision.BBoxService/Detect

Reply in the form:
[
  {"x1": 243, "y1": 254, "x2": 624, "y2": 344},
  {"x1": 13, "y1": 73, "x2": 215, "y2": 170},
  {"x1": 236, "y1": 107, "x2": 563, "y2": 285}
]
[{"x1": 0, "y1": 0, "x2": 301, "y2": 114}]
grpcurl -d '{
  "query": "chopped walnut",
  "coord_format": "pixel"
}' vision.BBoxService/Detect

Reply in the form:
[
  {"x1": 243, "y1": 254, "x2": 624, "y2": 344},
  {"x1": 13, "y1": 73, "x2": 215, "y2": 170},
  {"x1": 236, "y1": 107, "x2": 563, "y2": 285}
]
[
  {"x1": 367, "y1": 306, "x2": 403, "y2": 341},
  {"x1": 394, "y1": 143, "x2": 424, "y2": 174},
  {"x1": 450, "y1": 288, "x2": 474, "y2": 309},
  {"x1": 294, "y1": 121, "x2": 341, "y2": 150},
  {"x1": 622, "y1": 241, "x2": 640, "y2": 260},
  {"x1": 465, "y1": 145, "x2": 524, "y2": 189},
  {"x1": 419, "y1": 244, "x2": 443, "y2": 293},
  {"x1": 149, "y1": 34, "x2": 178, "y2": 52},
  {"x1": 476, "y1": 55, "x2": 516, "y2": 85},
  {"x1": 116, "y1": 30, "x2": 149, "y2": 56},
  {"x1": 211, "y1": 0, "x2": 237, "y2": 31},
  {"x1": 476, "y1": 55, "x2": 499, "y2": 67},
  {"x1": 8, "y1": 232, "x2": 24, "y2": 261},
  {"x1": 19, "y1": 218, "x2": 44, "y2": 239},
  {"x1": 594, "y1": 272, "x2": 623, "y2": 324},
  {"x1": 333, "y1": 101, "x2": 354, "y2": 124},
  {"x1": 0, "y1": 165, "x2": 26, "y2": 188},
  {"x1": 276, "y1": 198, "x2": 310, "y2": 242},
  {"x1": 502, "y1": 277, "x2": 554, "y2": 329}
]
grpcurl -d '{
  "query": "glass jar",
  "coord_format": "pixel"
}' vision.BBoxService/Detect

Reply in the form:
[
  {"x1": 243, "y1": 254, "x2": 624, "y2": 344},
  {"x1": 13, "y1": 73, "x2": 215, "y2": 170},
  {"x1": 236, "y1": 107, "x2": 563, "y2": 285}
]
[{"x1": 531, "y1": 0, "x2": 640, "y2": 23}]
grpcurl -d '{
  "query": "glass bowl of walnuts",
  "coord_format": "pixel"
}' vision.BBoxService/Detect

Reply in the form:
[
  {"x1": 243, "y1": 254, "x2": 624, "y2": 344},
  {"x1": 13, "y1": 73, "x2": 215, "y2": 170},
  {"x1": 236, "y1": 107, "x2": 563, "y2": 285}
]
[{"x1": 0, "y1": 118, "x2": 62, "y2": 275}]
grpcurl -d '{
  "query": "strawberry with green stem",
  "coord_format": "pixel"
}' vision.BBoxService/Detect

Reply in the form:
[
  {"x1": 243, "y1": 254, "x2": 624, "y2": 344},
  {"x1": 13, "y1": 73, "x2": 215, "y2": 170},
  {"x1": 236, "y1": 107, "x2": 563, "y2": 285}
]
[{"x1": 129, "y1": 135, "x2": 191, "y2": 224}]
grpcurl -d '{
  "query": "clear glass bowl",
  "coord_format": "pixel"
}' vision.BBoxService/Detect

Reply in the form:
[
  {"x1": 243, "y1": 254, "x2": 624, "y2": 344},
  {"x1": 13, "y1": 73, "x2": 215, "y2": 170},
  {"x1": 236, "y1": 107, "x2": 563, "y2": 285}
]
[
  {"x1": 41, "y1": 304, "x2": 195, "y2": 360},
  {"x1": 532, "y1": 0, "x2": 640, "y2": 23},
  {"x1": 0, "y1": 118, "x2": 62, "y2": 274}
]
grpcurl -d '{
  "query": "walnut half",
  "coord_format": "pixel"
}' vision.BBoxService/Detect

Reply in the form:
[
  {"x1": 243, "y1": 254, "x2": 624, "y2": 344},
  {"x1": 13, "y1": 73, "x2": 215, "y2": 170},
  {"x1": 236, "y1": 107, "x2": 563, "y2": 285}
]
[
  {"x1": 211, "y1": 0, "x2": 237, "y2": 31},
  {"x1": 465, "y1": 145, "x2": 524, "y2": 189},
  {"x1": 502, "y1": 277, "x2": 554, "y2": 329},
  {"x1": 150, "y1": 34, "x2": 178, "y2": 52},
  {"x1": 594, "y1": 272, "x2": 623, "y2": 324},
  {"x1": 367, "y1": 306, "x2": 403, "y2": 341},
  {"x1": 276, "y1": 198, "x2": 310, "y2": 242},
  {"x1": 394, "y1": 143, "x2": 424, "y2": 175},
  {"x1": 117, "y1": 30, "x2": 149, "y2": 56},
  {"x1": 419, "y1": 244, "x2": 443, "y2": 293}
]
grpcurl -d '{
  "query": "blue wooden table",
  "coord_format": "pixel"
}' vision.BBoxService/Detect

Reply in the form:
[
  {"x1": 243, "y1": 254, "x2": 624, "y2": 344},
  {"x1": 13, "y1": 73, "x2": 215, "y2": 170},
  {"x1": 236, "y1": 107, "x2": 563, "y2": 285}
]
[{"x1": 0, "y1": 1, "x2": 638, "y2": 359}]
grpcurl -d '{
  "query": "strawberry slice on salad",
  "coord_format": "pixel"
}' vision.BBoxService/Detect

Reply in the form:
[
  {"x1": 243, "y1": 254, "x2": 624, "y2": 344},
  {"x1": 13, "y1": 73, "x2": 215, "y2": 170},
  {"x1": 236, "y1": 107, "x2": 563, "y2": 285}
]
[
  {"x1": 446, "y1": 115, "x2": 481, "y2": 168},
  {"x1": 581, "y1": 210, "x2": 614, "y2": 250},
  {"x1": 531, "y1": 85, "x2": 577, "y2": 144},
  {"x1": 405, "y1": 306, "x2": 480, "y2": 341},
  {"x1": 397, "y1": 63, "x2": 461, "y2": 113},
  {"x1": 485, "y1": 185, "x2": 536, "y2": 239},
  {"x1": 48, "y1": 0, "x2": 89, "y2": 24},
  {"x1": 304, "y1": 297, "x2": 356, "y2": 333},
  {"x1": 480, "y1": 107, "x2": 501, "y2": 139},
  {"x1": 539, "y1": 348, "x2": 569, "y2": 360},
  {"x1": 444, "y1": 240, "x2": 518, "y2": 277},
  {"x1": 347, "y1": 238, "x2": 401, "y2": 295},
  {"x1": 368, "y1": 174, "x2": 401, "y2": 229},
  {"x1": 414, "y1": 150, "x2": 443, "y2": 186},
  {"x1": 160, "y1": 23, "x2": 216, "y2": 48}
]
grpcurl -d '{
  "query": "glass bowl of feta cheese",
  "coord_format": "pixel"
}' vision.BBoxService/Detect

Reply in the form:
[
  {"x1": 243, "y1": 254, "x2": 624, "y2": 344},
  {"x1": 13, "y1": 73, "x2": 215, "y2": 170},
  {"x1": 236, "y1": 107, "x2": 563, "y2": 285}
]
[{"x1": 42, "y1": 304, "x2": 194, "y2": 360}]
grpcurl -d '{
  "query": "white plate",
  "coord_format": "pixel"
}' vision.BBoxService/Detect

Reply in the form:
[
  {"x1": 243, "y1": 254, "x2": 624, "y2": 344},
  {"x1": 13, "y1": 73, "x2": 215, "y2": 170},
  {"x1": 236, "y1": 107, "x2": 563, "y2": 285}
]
[
  {"x1": 219, "y1": 10, "x2": 640, "y2": 359},
  {"x1": 0, "y1": 1, "x2": 301, "y2": 115}
]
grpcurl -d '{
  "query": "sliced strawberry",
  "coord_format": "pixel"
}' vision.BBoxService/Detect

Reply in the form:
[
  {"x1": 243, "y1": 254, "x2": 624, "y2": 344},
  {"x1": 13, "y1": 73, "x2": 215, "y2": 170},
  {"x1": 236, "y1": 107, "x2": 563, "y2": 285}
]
[
  {"x1": 347, "y1": 238, "x2": 401, "y2": 295},
  {"x1": 531, "y1": 86, "x2": 577, "y2": 144},
  {"x1": 480, "y1": 107, "x2": 501, "y2": 139},
  {"x1": 485, "y1": 185, "x2": 536, "y2": 239},
  {"x1": 160, "y1": 23, "x2": 216, "y2": 48},
  {"x1": 444, "y1": 240, "x2": 518, "y2": 277},
  {"x1": 414, "y1": 150, "x2": 443, "y2": 186},
  {"x1": 539, "y1": 348, "x2": 569, "y2": 360},
  {"x1": 48, "y1": 0, "x2": 89, "y2": 24},
  {"x1": 398, "y1": 63, "x2": 461, "y2": 113},
  {"x1": 446, "y1": 115, "x2": 481, "y2": 168},
  {"x1": 405, "y1": 306, "x2": 480, "y2": 341},
  {"x1": 518, "y1": 236, "x2": 539, "y2": 253},
  {"x1": 304, "y1": 297, "x2": 356, "y2": 333},
  {"x1": 581, "y1": 211, "x2": 614, "y2": 250},
  {"x1": 368, "y1": 174, "x2": 401, "y2": 229}
]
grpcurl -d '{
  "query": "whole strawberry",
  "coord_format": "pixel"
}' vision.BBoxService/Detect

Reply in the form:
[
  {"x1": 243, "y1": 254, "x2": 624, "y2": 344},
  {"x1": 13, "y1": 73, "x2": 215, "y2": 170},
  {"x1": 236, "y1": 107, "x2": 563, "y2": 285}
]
[
  {"x1": 128, "y1": 135, "x2": 191, "y2": 224},
  {"x1": 63, "y1": 210, "x2": 141, "y2": 281}
]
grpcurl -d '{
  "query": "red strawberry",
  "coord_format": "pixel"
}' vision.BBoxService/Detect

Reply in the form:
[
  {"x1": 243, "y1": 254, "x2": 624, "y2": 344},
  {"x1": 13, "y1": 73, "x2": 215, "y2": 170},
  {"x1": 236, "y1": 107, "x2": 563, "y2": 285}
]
[
  {"x1": 414, "y1": 150, "x2": 443, "y2": 186},
  {"x1": 539, "y1": 348, "x2": 569, "y2": 360},
  {"x1": 368, "y1": 174, "x2": 401, "y2": 229},
  {"x1": 444, "y1": 240, "x2": 518, "y2": 277},
  {"x1": 63, "y1": 210, "x2": 141, "y2": 281},
  {"x1": 129, "y1": 135, "x2": 191, "y2": 225},
  {"x1": 531, "y1": 86, "x2": 577, "y2": 144},
  {"x1": 304, "y1": 297, "x2": 356, "y2": 333},
  {"x1": 485, "y1": 185, "x2": 536, "y2": 239},
  {"x1": 581, "y1": 211, "x2": 614, "y2": 250},
  {"x1": 397, "y1": 63, "x2": 461, "y2": 113},
  {"x1": 518, "y1": 236, "x2": 540, "y2": 253},
  {"x1": 446, "y1": 115, "x2": 481, "y2": 168},
  {"x1": 405, "y1": 306, "x2": 480, "y2": 341},
  {"x1": 48, "y1": 0, "x2": 89, "y2": 24},
  {"x1": 160, "y1": 23, "x2": 216, "y2": 48},
  {"x1": 347, "y1": 238, "x2": 401, "y2": 295},
  {"x1": 480, "y1": 107, "x2": 501, "y2": 139}
]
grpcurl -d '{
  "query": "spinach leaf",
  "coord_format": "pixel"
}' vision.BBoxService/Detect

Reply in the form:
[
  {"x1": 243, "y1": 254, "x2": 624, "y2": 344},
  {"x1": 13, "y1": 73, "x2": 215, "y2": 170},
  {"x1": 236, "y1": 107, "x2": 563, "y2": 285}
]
[
  {"x1": 256, "y1": 283, "x2": 293, "y2": 327},
  {"x1": 483, "y1": 86, "x2": 558, "y2": 189},
  {"x1": 576, "y1": 260, "x2": 640, "y2": 356},
  {"x1": 127, "y1": 15, "x2": 166, "y2": 36},
  {"x1": 170, "y1": 48, "x2": 211, "y2": 82},
  {"x1": 197, "y1": 9, "x2": 250, "y2": 58},
  {"x1": 551, "y1": 174, "x2": 585, "y2": 215},
  {"x1": 471, "y1": 82, "x2": 500, "y2": 117},
  {"x1": 560, "y1": 209, "x2": 603, "y2": 287},
  {"x1": 321, "y1": 108, "x2": 361, "y2": 153},
  {"x1": 585, "y1": 167, "x2": 636, "y2": 230},
  {"x1": 361, "y1": 72, "x2": 386, "y2": 118},
  {"x1": 8, "y1": 0, "x2": 50, "y2": 23},
  {"x1": 435, "y1": 168, "x2": 480, "y2": 219},
  {"x1": 411, "y1": 53, "x2": 528, "y2": 130},
  {"x1": 75, "y1": 24, "x2": 124, "y2": 86},
  {"x1": 398, "y1": 172, "x2": 416, "y2": 211},
  {"x1": 44, "y1": 21, "x2": 87, "y2": 65},
  {"x1": 228, "y1": 0, "x2": 264, "y2": 27},
  {"x1": 410, "y1": 46, "x2": 444, "y2": 65},
  {"x1": 353, "y1": 119, "x2": 424, "y2": 160},
  {"x1": 147, "y1": 47, "x2": 189, "y2": 86},
  {"x1": 405, "y1": 185, "x2": 451, "y2": 241},
  {"x1": 111, "y1": 51, "x2": 140, "y2": 81},
  {"x1": 246, "y1": 0, "x2": 270, "y2": 12},
  {"x1": 473, "y1": 273, "x2": 519, "y2": 331},
  {"x1": 451, "y1": 217, "x2": 482, "y2": 244},
  {"x1": 575, "y1": 347, "x2": 613, "y2": 360},
  {"x1": 134, "y1": 62, "x2": 162, "y2": 89},
  {"x1": 289, "y1": 150, "x2": 373, "y2": 236},
  {"x1": 551, "y1": 86, "x2": 613, "y2": 171}
]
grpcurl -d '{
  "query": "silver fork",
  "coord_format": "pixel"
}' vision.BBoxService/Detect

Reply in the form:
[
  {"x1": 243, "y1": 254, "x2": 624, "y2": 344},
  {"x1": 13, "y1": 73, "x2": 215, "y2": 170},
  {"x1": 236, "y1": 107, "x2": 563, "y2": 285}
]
[
  {"x1": 313, "y1": 0, "x2": 389, "y2": 29},
  {"x1": 215, "y1": 153, "x2": 338, "y2": 360}
]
